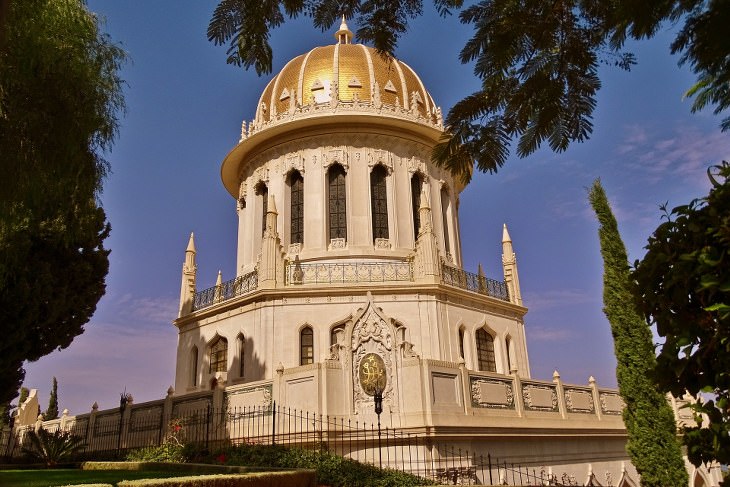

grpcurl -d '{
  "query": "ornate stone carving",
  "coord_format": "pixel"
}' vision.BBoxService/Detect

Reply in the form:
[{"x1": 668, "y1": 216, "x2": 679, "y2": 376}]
[
  {"x1": 368, "y1": 149, "x2": 393, "y2": 172},
  {"x1": 564, "y1": 388, "x2": 595, "y2": 413},
  {"x1": 470, "y1": 377, "x2": 515, "y2": 409},
  {"x1": 374, "y1": 238, "x2": 391, "y2": 249},
  {"x1": 282, "y1": 152, "x2": 304, "y2": 175},
  {"x1": 599, "y1": 392, "x2": 625, "y2": 415},
  {"x1": 400, "y1": 341, "x2": 419, "y2": 359},
  {"x1": 522, "y1": 384, "x2": 558, "y2": 411},
  {"x1": 322, "y1": 147, "x2": 348, "y2": 170},
  {"x1": 350, "y1": 295, "x2": 397, "y2": 414},
  {"x1": 329, "y1": 238, "x2": 346, "y2": 250},
  {"x1": 288, "y1": 243, "x2": 302, "y2": 255}
]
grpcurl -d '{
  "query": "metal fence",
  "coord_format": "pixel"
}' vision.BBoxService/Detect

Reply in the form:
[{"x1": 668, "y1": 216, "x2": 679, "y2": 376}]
[
  {"x1": 441, "y1": 264, "x2": 510, "y2": 302},
  {"x1": 285, "y1": 261, "x2": 413, "y2": 285},
  {"x1": 192, "y1": 270, "x2": 258, "y2": 311},
  {"x1": 2, "y1": 402, "x2": 577, "y2": 485}
]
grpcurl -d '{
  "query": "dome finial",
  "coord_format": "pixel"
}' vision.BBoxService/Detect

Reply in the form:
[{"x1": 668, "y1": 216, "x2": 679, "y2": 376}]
[{"x1": 335, "y1": 15, "x2": 353, "y2": 44}]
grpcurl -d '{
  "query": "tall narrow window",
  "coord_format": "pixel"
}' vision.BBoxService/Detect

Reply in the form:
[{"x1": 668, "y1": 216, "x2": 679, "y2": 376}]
[
  {"x1": 475, "y1": 329, "x2": 496, "y2": 372},
  {"x1": 458, "y1": 328, "x2": 465, "y2": 359},
  {"x1": 289, "y1": 171, "x2": 304, "y2": 244},
  {"x1": 370, "y1": 165, "x2": 389, "y2": 240},
  {"x1": 300, "y1": 326, "x2": 314, "y2": 365},
  {"x1": 190, "y1": 346, "x2": 199, "y2": 387},
  {"x1": 209, "y1": 336, "x2": 228, "y2": 373},
  {"x1": 441, "y1": 188, "x2": 451, "y2": 255},
  {"x1": 237, "y1": 334, "x2": 246, "y2": 378},
  {"x1": 505, "y1": 336, "x2": 512, "y2": 373},
  {"x1": 411, "y1": 174, "x2": 423, "y2": 239},
  {"x1": 328, "y1": 164, "x2": 347, "y2": 240},
  {"x1": 256, "y1": 182, "x2": 268, "y2": 235}
]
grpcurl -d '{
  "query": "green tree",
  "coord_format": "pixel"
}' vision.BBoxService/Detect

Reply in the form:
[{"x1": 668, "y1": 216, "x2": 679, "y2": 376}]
[
  {"x1": 208, "y1": 0, "x2": 729, "y2": 183},
  {"x1": 588, "y1": 180, "x2": 688, "y2": 487},
  {"x1": 0, "y1": 0, "x2": 125, "y2": 406},
  {"x1": 632, "y1": 162, "x2": 730, "y2": 468},
  {"x1": 45, "y1": 377, "x2": 59, "y2": 421}
]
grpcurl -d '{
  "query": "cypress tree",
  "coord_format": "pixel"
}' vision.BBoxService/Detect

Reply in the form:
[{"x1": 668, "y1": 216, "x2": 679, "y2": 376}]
[
  {"x1": 18, "y1": 387, "x2": 28, "y2": 405},
  {"x1": 588, "y1": 180, "x2": 688, "y2": 486},
  {"x1": 45, "y1": 377, "x2": 58, "y2": 420}
]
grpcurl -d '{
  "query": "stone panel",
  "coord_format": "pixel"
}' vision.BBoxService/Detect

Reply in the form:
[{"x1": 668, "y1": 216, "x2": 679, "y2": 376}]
[
  {"x1": 470, "y1": 376, "x2": 514, "y2": 409},
  {"x1": 286, "y1": 377, "x2": 317, "y2": 411},
  {"x1": 522, "y1": 384, "x2": 558, "y2": 412},
  {"x1": 599, "y1": 392, "x2": 625, "y2": 415},
  {"x1": 431, "y1": 372, "x2": 460, "y2": 407},
  {"x1": 564, "y1": 388, "x2": 595, "y2": 414}
]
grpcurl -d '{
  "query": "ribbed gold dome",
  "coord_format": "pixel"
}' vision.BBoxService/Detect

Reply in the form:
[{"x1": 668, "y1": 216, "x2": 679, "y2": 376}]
[{"x1": 254, "y1": 32, "x2": 439, "y2": 124}]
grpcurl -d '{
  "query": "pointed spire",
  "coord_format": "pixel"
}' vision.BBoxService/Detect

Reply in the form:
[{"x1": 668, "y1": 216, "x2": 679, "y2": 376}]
[
  {"x1": 477, "y1": 263, "x2": 485, "y2": 278},
  {"x1": 215, "y1": 270, "x2": 222, "y2": 286},
  {"x1": 502, "y1": 223, "x2": 511, "y2": 243},
  {"x1": 267, "y1": 193, "x2": 277, "y2": 214},
  {"x1": 335, "y1": 15, "x2": 354, "y2": 44},
  {"x1": 186, "y1": 232, "x2": 196, "y2": 253},
  {"x1": 502, "y1": 223, "x2": 522, "y2": 306}
]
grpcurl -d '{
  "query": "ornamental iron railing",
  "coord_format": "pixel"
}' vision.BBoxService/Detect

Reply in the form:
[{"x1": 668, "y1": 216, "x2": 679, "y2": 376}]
[
  {"x1": 192, "y1": 270, "x2": 258, "y2": 311},
  {"x1": 1, "y1": 403, "x2": 577, "y2": 485},
  {"x1": 285, "y1": 261, "x2": 413, "y2": 285},
  {"x1": 441, "y1": 264, "x2": 510, "y2": 302}
]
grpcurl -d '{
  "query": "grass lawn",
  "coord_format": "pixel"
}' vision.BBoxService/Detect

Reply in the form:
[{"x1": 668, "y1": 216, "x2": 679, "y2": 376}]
[{"x1": 0, "y1": 468, "x2": 188, "y2": 487}]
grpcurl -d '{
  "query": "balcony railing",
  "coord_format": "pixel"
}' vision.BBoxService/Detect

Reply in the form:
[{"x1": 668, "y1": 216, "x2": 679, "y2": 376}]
[
  {"x1": 441, "y1": 264, "x2": 510, "y2": 302},
  {"x1": 285, "y1": 261, "x2": 413, "y2": 285},
  {"x1": 192, "y1": 270, "x2": 258, "y2": 311}
]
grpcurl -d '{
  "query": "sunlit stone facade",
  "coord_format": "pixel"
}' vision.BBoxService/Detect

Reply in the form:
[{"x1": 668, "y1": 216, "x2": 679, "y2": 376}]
[{"x1": 169, "y1": 20, "x2": 720, "y2": 487}]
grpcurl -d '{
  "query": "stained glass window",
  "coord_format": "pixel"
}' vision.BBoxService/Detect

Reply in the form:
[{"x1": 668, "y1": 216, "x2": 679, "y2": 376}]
[
  {"x1": 370, "y1": 165, "x2": 389, "y2": 240},
  {"x1": 441, "y1": 188, "x2": 451, "y2": 254},
  {"x1": 209, "y1": 336, "x2": 228, "y2": 373},
  {"x1": 289, "y1": 171, "x2": 304, "y2": 244},
  {"x1": 411, "y1": 174, "x2": 423, "y2": 239},
  {"x1": 237, "y1": 334, "x2": 245, "y2": 378},
  {"x1": 328, "y1": 164, "x2": 347, "y2": 240},
  {"x1": 300, "y1": 327, "x2": 314, "y2": 365},
  {"x1": 190, "y1": 346, "x2": 198, "y2": 386},
  {"x1": 256, "y1": 183, "x2": 268, "y2": 235},
  {"x1": 475, "y1": 329, "x2": 496, "y2": 372}
]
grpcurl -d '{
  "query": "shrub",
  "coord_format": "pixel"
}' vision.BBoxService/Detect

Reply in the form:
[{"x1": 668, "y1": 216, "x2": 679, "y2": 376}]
[
  {"x1": 201, "y1": 444, "x2": 433, "y2": 487},
  {"x1": 21, "y1": 428, "x2": 85, "y2": 466}
]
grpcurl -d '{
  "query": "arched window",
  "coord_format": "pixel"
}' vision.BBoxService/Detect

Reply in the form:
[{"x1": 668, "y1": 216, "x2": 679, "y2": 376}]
[
  {"x1": 505, "y1": 336, "x2": 513, "y2": 373},
  {"x1": 328, "y1": 164, "x2": 347, "y2": 240},
  {"x1": 255, "y1": 182, "x2": 268, "y2": 235},
  {"x1": 411, "y1": 173, "x2": 423, "y2": 239},
  {"x1": 237, "y1": 334, "x2": 246, "y2": 378},
  {"x1": 209, "y1": 336, "x2": 228, "y2": 373},
  {"x1": 300, "y1": 326, "x2": 314, "y2": 365},
  {"x1": 441, "y1": 187, "x2": 451, "y2": 255},
  {"x1": 370, "y1": 165, "x2": 389, "y2": 241},
  {"x1": 458, "y1": 328, "x2": 465, "y2": 359},
  {"x1": 288, "y1": 171, "x2": 304, "y2": 245},
  {"x1": 475, "y1": 329, "x2": 496, "y2": 372},
  {"x1": 190, "y1": 346, "x2": 199, "y2": 387}
]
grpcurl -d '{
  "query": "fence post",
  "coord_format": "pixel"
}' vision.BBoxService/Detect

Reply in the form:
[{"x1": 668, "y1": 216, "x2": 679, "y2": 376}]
[
  {"x1": 488, "y1": 453, "x2": 493, "y2": 485},
  {"x1": 205, "y1": 403, "x2": 211, "y2": 450},
  {"x1": 271, "y1": 401, "x2": 276, "y2": 445}
]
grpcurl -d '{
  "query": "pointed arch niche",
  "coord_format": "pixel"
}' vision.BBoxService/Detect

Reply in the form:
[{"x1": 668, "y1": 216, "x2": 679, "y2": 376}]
[{"x1": 345, "y1": 293, "x2": 400, "y2": 415}]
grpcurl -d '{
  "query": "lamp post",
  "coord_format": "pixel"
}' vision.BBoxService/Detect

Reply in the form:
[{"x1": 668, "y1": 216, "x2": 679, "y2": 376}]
[
  {"x1": 117, "y1": 391, "x2": 128, "y2": 455},
  {"x1": 373, "y1": 384, "x2": 383, "y2": 469}
]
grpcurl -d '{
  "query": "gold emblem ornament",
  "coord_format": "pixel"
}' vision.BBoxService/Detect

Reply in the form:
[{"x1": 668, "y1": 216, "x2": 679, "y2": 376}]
[{"x1": 359, "y1": 353, "x2": 387, "y2": 396}]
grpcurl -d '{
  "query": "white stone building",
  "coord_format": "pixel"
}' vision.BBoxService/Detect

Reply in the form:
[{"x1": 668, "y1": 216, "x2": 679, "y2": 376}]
[{"x1": 169, "y1": 19, "x2": 720, "y2": 486}]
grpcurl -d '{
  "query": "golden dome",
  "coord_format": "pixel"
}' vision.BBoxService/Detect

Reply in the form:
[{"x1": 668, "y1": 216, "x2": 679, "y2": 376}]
[{"x1": 248, "y1": 19, "x2": 442, "y2": 131}]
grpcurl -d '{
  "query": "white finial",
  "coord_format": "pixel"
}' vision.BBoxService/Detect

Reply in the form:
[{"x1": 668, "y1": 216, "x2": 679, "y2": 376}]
[
  {"x1": 502, "y1": 223, "x2": 512, "y2": 243},
  {"x1": 334, "y1": 15, "x2": 354, "y2": 44},
  {"x1": 215, "y1": 270, "x2": 222, "y2": 286},
  {"x1": 186, "y1": 232, "x2": 196, "y2": 253}
]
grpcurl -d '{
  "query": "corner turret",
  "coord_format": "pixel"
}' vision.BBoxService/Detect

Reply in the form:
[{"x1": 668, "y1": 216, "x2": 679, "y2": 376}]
[
  {"x1": 502, "y1": 224, "x2": 522, "y2": 306},
  {"x1": 178, "y1": 232, "x2": 197, "y2": 317}
]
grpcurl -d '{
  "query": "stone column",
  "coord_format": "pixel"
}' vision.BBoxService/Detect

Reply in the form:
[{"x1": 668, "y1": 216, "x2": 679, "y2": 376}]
[
  {"x1": 589, "y1": 376, "x2": 603, "y2": 420},
  {"x1": 553, "y1": 370, "x2": 567, "y2": 419}
]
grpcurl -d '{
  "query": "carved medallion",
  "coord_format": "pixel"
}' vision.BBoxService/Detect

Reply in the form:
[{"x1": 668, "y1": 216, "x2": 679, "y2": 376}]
[{"x1": 358, "y1": 353, "x2": 387, "y2": 395}]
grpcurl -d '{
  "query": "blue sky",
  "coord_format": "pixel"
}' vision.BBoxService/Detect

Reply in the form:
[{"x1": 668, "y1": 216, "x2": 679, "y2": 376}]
[{"x1": 22, "y1": 1, "x2": 730, "y2": 415}]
